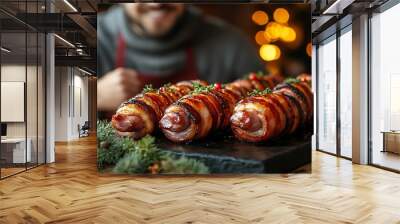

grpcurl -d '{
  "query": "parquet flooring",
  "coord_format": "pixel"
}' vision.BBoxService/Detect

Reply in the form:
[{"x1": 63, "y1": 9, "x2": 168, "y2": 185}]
[{"x1": 0, "y1": 135, "x2": 400, "y2": 224}]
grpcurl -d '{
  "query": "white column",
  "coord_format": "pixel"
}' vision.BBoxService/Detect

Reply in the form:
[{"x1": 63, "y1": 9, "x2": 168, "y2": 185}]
[
  {"x1": 46, "y1": 32, "x2": 55, "y2": 163},
  {"x1": 45, "y1": 0, "x2": 56, "y2": 163},
  {"x1": 352, "y1": 14, "x2": 369, "y2": 164}
]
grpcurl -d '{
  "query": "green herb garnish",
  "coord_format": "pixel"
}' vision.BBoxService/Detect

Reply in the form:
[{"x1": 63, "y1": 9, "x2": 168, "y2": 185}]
[
  {"x1": 248, "y1": 88, "x2": 273, "y2": 96},
  {"x1": 284, "y1": 78, "x2": 300, "y2": 84},
  {"x1": 97, "y1": 120, "x2": 209, "y2": 174},
  {"x1": 142, "y1": 84, "x2": 155, "y2": 93},
  {"x1": 160, "y1": 83, "x2": 174, "y2": 92},
  {"x1": 191, "y1": 82, "x2": 215, "y2": 94},
  {"x1": 163, "y1": 82, "x2": 172, "y2": 88},
  {"x1": 256, "y1": 71, "x2": 265, "y2": 77}
]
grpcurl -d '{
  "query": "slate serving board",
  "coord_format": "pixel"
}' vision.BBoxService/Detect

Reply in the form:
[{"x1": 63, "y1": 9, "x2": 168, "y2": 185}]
[{"x1": 156, "y1": 129, "x2": 312, "y2": 174}]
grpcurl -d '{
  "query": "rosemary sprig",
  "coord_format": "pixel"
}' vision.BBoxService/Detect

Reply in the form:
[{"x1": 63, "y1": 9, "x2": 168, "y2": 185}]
[
  {"x1": 248, "y1": 88, "x2": 273, "y2": 96},
  {"x1": 97, "y1": 120, "x2": 210, "y2": 174}
]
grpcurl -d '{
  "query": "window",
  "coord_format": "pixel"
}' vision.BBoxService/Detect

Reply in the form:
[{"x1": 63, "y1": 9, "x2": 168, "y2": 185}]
[
  {"x1": 371, "y1": 3, "x2": 400, "y2": 171},
  {"x1": 317, "y1": 36, "x2": 337, "y2": 154},
  {"x1": 339, "y1": 28, "x2": 352, "y2": 158}
]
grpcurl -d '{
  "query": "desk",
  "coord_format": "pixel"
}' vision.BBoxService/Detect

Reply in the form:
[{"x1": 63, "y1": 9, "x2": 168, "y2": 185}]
[
  {"x1": 1, "y1": 138, "x2": 31, "y2": 163},
  {"x1": 382, "y1": 131, "x2": 400, "y2": 154}
]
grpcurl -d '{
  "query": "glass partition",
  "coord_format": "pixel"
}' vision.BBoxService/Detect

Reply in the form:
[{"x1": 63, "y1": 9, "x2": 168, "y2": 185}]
[
  {"x1": 0, "y1": 1, "x2": 46, "y2": 179},
  {"x1": 317, "y1": 35, "x2": 337, "y2": 154},
  {"x1": 0, "y1": 31, "x2": 28, "y2": 177}
]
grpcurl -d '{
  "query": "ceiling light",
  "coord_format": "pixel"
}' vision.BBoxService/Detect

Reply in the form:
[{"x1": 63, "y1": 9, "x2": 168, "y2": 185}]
[
  {"x1": 78, "y1": 67, "x2": 93, "y2": 76},
  {"x1": 323, "y1": 0, "x2": 341, "y2": 14},
  {"x1": 322, "y1": 0, "x2": 354, "y2": 15},
  {"x1": 1, "y1": 47, "x2": 11, "y2": 53},
  {"x1": 54, "y1": 34, "x2": 75, "y2": 48},
  {"x1": 63, "y1": 0, "x2": 78, "y2": 12}
]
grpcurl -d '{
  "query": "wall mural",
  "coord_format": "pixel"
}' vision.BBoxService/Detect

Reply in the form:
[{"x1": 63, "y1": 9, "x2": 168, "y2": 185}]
[{"x1": 96, "y1": 3, "x2": 312, "y2": 174}]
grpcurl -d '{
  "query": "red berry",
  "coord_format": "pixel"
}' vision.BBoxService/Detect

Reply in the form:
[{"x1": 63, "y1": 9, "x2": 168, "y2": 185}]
[
  {"x1": 249, "y1": 73, "x2": 258, "y2": 81},
  {"x1": 214, "y1": 83, "x2": 222, "y2": 90}
]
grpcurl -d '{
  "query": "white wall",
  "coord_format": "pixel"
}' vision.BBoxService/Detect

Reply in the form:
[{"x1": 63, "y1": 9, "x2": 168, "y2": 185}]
[
  {"x1": 1, "y1": 65, "x2": 26, "y2": 138},
  {"x1": 54, "y1": 67, "x2": 89, "y2": 141},
  {"x1": 55, "y1": 67, "x2": 68, "y2": 141}
]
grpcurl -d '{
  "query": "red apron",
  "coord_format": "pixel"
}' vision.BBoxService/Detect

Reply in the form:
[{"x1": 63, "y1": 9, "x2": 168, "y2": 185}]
[
  {"x1": 100, "y1": 33, "x2": 199, "y2": 120},
  {"x1": 115, "y1": 33, "x2": 199, "y2": 89}
]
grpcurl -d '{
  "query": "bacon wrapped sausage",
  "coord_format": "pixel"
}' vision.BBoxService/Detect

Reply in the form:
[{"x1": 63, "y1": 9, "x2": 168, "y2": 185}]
[
  {"x1": 230, "y1": 75, "x2": 313, "y2": 142},
  {"x1": 112, "y1": 80, "x2": 208, "y2": 139},
  {"x1": 297, "y1": 73, "x2": 312, "y2": 86},
  {"x1": 225, "y1": 73, "x2": 283, "y2": 97},
  {"x1": 159, "y1": 74, "x2": 282, "y2": 143}
]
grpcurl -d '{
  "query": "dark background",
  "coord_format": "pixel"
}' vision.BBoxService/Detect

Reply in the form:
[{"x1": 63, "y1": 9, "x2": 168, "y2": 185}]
[{"x1": 98, "y1": 3, "x2": 311, "y2": 78}]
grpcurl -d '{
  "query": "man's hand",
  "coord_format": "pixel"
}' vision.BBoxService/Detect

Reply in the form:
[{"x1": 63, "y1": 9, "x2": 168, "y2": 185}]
[{"x1": 97, "y1": 68, "x2": 141, "y2": 111}]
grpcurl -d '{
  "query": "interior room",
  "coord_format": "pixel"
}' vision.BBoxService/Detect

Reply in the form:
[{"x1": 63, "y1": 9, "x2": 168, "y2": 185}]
[
  {"x1": 0, "y1": 0, "x2": 399, "y2": 223},
  {"x1": 313, "y1": 0, "x2": 400, "y2": 172},
  {"x1": 0, "y1": 9, "x2": 46, "y2": 177}
]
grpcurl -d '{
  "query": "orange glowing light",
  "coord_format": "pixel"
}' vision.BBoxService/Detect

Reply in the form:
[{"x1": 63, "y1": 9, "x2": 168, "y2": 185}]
[
  {"x1": 259, "y1": 44, "x2": 281, "y2": 61},
  {"x1": 263, "y1": 31, "x2": 273, "y2": 43},
  {"x1": 280, "y1": 26, "x2": 296, "y2": 42},
  {"x1": 252, "y1": 11, "x2": 269, "y2": 26},
  {"x1": 255, "y1": 31, "x2": 269, "y2": 45},
  {"x1": 306, "y1": 42, "x2": 312, "y2": 57},
  {"x1": 273, "y1": 8, "x2": 290, "y2": 24},
  {"x1": 265, "y1": 22, "x2": 283, "y2": 40}
]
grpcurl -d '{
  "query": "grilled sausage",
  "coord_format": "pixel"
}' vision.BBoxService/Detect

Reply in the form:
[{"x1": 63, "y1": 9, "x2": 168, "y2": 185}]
[
  {"x1": 230, "y1": 75, "x2": 312, "y2": 142},
  {"x1": 111, "y1": 80, "x2": 208, "y2": 139},
  {"x1": 159, "y1": 74, "x2": 282, "y2": 143}
]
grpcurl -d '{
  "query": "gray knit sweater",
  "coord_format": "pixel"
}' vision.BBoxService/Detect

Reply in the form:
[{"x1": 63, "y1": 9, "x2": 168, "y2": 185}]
[{"x1": 97, "y1": 6, "x2": 264, "y2": 83}]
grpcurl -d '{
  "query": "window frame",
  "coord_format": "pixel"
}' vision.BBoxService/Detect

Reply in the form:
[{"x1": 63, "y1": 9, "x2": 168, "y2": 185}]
[{"x1": 315, "y1": 22, "x2": 353, "y2": 160}]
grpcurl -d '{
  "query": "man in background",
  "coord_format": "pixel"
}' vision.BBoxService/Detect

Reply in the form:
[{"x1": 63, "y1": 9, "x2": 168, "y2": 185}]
[{"x1": 98, "y1": 3, "x2": 263, "y2": 112}]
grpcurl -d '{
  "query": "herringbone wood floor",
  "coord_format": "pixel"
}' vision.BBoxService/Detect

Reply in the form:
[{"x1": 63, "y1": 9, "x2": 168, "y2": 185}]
[{"x1": 0, "y1": 136, "x2": 399, "y2": 224}]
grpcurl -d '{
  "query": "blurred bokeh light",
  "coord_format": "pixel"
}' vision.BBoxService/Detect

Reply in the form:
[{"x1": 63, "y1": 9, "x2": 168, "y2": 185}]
[
  {"x1": 273, "y1": 8, "x2": 290, "y2": 24},
  {"x1": 306, "y1": 42, "x2": 312, "y2": 57},
  {"x1": 198, "y1": 4, "x2": 310, "y2": 77},
  {"x1": 265, "y1": 22, "x2": 282, "y2": 41},
  {"x1": 260, "y1": 44, "x2": 281, "y2": 61},
  {"x1": 252, "y1": 10, "x2": 269, "y2": 26},
  {"x1": 280, "y1": 26, "x2": 296, "y2": 42},
  {"x1": 255, "y1": 30, "x2": 269, "y2": 45}
]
